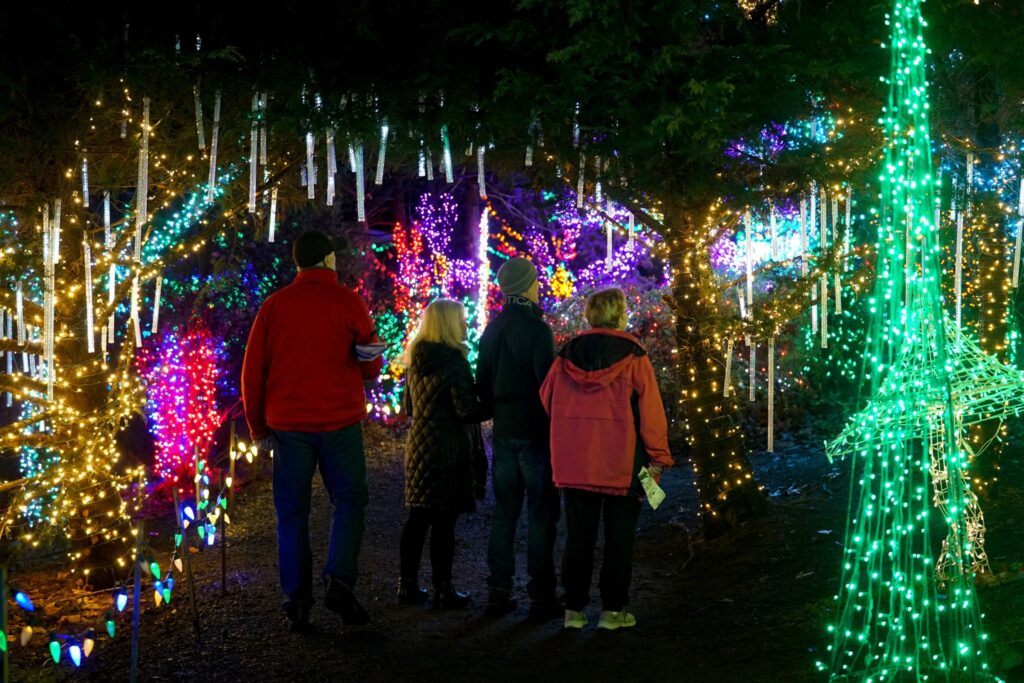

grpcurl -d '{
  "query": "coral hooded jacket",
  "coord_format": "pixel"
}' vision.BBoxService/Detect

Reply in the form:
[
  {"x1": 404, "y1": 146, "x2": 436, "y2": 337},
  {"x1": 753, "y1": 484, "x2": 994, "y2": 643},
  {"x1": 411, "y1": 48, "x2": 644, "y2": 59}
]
[{"x1": 540, "y1": 329, "x2": 673, "y2": 496}]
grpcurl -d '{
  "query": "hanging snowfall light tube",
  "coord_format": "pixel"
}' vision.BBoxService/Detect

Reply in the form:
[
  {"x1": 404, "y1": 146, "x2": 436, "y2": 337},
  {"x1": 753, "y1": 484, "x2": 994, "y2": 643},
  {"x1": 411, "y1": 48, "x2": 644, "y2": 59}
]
[
  {"x1": 326, "y1": 128, "x2": 337, "y2": 206},
  {"x1": 576, "y1": 152, "x2": 585, "y2": 208},
  {"x1": 15, "y1": 281, "x2": 24, "y2": 346},
  {"x1": 845, "y1": 184, "x2": 853, "y2": 266},
  {"x1": 130, "y1": 276, "x2": 142, "y2": 348},
  {"x1": 441, "y1": 125, "x2": 454, "y2": 183},
  {"x1": 744, "y1": 210, "x2": 753, "y2": 309},
  {"x1": 151, "y1": 272, "x2": 162, "y2": 334},
  {"x1": 820, "y1": 186, "x2": 828, "y2": 349},
  {"x1": 83, "y1": 240, "x2": 94, "y2": 353},
  {"x1": 748, "y1": 341, "x2": 756, "y2": 402},
  {"x1": 248, "y1": 95, "x2": 259, "y2": 214},
  {"x1": 134, "y1": 98, "x2": 149, "y2": 263},
  {"x1": 106, "y1": 192, "x2": 116, "y2": 346},
  {"x1": 206, "y1": 91, "x2": 222, "y2": 203},
  {"x1": 355, "y1": 144, "x2": 366, "y2": 222},
  {"x1": 955, "y1": 210, "x2": 964, "y2": 327},
  {"x1": 259, "y1": 93, "x2": 268, "y2": 166},
  {"x1": 375, "y1": 121, "x2": 389, "y2": 186},
  {"x1": 52, "y1": 199, "x2": 61, "y2": 263},
  {"x1": 832, "y1": 193, "x2": 841, "y2": 314},
  {"x1": 723, "y1": 338, "x2": 733, "y2": 397},
  {"x1": 4, "y1": 311, "x2": 10, "y2": 406},
  {"x1": 305, "y1": 132, "x2": 316, "y2": 200},
  {"x1": 1013, "y1": 178, "x2": 1024, "y2": 288},
  {"x1": 81, "y1": 149, "x2": 89, "y2": 203},
  {"x1": 268, "y1": 187, "x2": 278, "y2": 243},
  {"x1": 477, "y1": 145, "x2": 487, "y2": 199},
  {"x1": 42, "y1": 229, "x2": 55, "y2": 400},
  {"x1": 193, "y1": 85, "x2": 206, "y2": 151}
]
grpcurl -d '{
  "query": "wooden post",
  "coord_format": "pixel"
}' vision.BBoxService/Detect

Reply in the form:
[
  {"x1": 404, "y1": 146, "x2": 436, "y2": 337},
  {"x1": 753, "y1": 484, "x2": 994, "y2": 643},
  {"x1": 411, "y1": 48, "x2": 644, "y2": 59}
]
[
  {"x1": 130, "y1": 521, "x2": 143, "y2": 683},
  {"x1": 1, "y1": 564, "x2": 9, "y2": 683},
  {"x1": 171, "y1": 489, "x2": 201, "y2": 641}
]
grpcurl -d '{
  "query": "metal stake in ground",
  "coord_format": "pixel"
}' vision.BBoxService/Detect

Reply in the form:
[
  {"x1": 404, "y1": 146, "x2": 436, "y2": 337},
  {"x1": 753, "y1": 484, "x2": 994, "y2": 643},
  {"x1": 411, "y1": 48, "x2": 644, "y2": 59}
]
[
  {"x1": 172, "y1": 488, "x2": 202, "y2": 641},
  {"x1": 1, "y1": 564, "x2": 9, "y2": 683},
  {"x1": 220, "y1": 473, "x2": 228, "y2": 596},
  {"x1": 130, "y1": 520, "x2": 143, "y2": 683}
]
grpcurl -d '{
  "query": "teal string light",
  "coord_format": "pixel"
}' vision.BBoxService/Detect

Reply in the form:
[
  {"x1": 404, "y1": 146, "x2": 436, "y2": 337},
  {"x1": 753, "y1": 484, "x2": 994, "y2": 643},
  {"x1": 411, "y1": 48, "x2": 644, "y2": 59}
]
[{"x1": 820, "y1": 1, "x2": 1005, "y2": 681}]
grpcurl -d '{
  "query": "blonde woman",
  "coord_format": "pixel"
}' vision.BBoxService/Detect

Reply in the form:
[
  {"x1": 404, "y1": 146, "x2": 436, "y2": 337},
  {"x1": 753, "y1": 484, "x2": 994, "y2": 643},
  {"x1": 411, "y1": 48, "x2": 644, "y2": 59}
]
[
  {"x1": 540, "y1": 287, "x2": 674, "y2": 630},
  {"x1": 399, "y1": 299, "x2": 487, "y2": 608}
]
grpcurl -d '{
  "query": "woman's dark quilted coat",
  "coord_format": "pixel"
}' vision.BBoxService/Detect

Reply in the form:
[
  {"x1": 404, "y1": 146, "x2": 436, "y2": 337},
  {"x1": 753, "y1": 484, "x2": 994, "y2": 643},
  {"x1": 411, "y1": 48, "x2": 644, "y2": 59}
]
[{"x1": 403, "y1": 341, "x2": 487, "y2": 512}]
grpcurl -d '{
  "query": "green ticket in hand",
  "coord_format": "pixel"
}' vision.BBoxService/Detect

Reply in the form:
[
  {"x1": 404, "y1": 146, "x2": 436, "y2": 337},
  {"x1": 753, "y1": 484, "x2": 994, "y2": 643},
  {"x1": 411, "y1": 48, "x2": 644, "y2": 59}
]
[{"x1": 638, "y1": 467, "x2": 666, "y2": 510}]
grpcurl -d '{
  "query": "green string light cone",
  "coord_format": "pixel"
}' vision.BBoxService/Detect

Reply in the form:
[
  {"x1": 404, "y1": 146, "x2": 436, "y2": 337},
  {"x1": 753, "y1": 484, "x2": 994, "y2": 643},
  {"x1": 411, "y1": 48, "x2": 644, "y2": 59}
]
[{"x1": 821, "y1": 1, "x2": 1004, "y2": 680}]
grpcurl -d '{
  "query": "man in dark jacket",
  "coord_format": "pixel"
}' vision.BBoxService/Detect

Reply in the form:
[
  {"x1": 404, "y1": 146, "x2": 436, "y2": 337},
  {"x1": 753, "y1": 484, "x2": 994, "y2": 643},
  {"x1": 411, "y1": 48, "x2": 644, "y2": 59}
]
[
  {"x1": 242, "y1": 230, "x2": 383, "y2": 633},
  {"x1": 477, "y1": 258, "x2": 561, "y2": 619}
]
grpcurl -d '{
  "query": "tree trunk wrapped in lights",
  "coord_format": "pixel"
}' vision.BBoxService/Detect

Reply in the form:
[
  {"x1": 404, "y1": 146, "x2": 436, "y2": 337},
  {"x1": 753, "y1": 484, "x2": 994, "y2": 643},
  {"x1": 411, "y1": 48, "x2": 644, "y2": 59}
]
[{"x1": 669, "y1": 214, "x2": 766, "y2": 539}]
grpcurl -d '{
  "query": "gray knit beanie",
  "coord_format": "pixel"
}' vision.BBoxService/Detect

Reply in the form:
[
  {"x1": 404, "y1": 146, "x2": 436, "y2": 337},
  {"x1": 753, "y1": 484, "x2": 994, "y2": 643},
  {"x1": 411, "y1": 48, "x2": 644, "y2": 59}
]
[{"x1": 497, "y1": 258, "x2": 538, "y2": 296}]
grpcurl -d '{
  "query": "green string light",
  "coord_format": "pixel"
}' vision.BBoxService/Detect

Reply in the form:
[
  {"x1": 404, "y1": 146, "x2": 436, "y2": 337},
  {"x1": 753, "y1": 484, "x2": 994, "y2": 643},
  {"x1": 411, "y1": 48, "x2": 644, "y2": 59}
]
[{"x1": 819, "y1": 1, "x2": 1004, "y2": 680}]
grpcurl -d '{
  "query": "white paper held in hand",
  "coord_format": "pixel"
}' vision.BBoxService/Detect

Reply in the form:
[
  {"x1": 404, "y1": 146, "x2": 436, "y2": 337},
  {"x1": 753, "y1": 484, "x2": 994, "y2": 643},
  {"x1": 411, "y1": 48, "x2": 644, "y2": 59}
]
[
  {"x1": 356, "y1": 343, "x2": 388, "y2": 362},
  {"x1": 638, "y1": 467, "x2": 666, "y2": 510}
]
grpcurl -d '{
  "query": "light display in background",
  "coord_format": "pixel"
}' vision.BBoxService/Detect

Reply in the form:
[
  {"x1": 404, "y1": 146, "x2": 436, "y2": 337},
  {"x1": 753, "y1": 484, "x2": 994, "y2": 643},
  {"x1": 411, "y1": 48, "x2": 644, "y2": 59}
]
[
  {"x1": 362, "y1": 189, "x2": 668, "y2": 420},
  {"x1": 820, "y1": 1, "x2": 1002, "y2": 680},
  {"x1": 136, "y1": 326, "x2": 224, "y2": 486}
]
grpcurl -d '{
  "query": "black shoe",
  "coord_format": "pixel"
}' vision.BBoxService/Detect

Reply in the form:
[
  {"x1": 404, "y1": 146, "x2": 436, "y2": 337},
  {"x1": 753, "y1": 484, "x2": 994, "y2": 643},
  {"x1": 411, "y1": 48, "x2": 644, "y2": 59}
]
[
  {"x1": 397, "y1": 580, "x2": 429, "y2": 606},
  {"x1": 284, "y1": 603, "x2": 312, "y2": 634},
  {"x1": 485, "y1": 589, "x2": 518, "y2": 617},
  {"x1": 433, "y1": 584, "x2": 471, "y2": 609},
  {"x1": 528, "y1": 597, "x2": 564, "y2": 621},
  {"x1": 324, "y1": 577, "x2": 371, "y2": 625}
]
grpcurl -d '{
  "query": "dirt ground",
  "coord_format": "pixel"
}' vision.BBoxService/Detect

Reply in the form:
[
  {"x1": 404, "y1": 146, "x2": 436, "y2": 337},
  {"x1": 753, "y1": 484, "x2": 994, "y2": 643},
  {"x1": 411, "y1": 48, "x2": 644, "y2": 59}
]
[{"x1": 8, "y1": 422, "x2": 1024, "y2": 683}]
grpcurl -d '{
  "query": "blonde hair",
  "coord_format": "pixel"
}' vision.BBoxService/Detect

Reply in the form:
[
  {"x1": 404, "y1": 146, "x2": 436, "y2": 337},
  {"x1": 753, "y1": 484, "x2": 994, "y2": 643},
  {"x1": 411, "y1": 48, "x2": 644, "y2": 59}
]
[
  {"x1": 585, "y1": 287, "x2": 627, "y2": 329},
  {"x1": 402, "y1": 299, "x2": 469, "y2": 366}
]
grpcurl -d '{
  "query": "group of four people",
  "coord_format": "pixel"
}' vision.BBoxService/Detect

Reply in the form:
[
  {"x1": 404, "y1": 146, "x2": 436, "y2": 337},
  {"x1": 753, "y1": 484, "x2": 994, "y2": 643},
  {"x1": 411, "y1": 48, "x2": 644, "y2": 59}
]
[{"x1": 242, "y1": 230, "x2": 674, "y2": 634}]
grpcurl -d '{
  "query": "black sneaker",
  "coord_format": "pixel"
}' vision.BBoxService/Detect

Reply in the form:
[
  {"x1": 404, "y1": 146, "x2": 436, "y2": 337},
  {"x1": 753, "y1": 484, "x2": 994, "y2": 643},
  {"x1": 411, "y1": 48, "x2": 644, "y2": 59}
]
[
  {"x1": 484, "y1": 589, "x2": 518, "y2": 617},
  {"x1": 284, "y1": 602, "x2": 312, "y2": 634},
  {"x1": 323, "y1": 577, "x2": 371, "y2": 625},
  {"x1": 433, "y1": 584, "x2": 471, "y2": 609},
  {"x1": 528, "y1": 597, "x2": 564, "y2": 621}
]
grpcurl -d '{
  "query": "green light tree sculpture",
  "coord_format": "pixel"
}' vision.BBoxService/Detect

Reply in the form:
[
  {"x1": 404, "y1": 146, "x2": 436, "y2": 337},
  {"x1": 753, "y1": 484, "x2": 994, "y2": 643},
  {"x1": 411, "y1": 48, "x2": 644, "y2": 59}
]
[{"x1": 821, "y1": 1, "x2": 1004, "y2": 680}]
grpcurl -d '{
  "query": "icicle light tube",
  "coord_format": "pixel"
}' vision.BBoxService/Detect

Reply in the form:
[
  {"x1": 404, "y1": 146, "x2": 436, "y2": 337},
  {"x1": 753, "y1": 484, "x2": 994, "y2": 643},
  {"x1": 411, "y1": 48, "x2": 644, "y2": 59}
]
[
  {"x1": 206, "y1": 91, "x2": 221, "y2": 203},
  {"x1": 134, "y1": 99, "x2": 149, "y2": 263}
]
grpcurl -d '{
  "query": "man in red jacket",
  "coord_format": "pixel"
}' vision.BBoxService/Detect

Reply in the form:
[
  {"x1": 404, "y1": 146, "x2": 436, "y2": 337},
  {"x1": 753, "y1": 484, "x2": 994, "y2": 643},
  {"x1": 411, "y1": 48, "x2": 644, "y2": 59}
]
[{"x1": 242, "y1": 230, "x2": 383, "y2": 633}]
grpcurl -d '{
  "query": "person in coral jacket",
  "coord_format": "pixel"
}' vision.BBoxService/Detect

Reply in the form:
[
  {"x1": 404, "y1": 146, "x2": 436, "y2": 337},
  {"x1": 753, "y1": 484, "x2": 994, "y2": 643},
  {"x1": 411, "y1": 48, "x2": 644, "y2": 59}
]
[
  {"x1": 539, "y1": 287, "x2": 674, "y2": 632},
  {"x1": 242, "y1": 230, "x2": 383, "y2": 634}
]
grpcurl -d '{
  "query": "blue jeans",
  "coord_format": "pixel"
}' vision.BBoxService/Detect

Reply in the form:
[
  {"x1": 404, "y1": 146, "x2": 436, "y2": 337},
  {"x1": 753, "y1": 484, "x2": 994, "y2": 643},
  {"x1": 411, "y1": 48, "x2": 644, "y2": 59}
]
[
  {"x1": 486, "y1": 437, "x2": 560, "y2": 601},
  {"x1": 272, "y1": 424, "x2": 369, "y2": 611}
]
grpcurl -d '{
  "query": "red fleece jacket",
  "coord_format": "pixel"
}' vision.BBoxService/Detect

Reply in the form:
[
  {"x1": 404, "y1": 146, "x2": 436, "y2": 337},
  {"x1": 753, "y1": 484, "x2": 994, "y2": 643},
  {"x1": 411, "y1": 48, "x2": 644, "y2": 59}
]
[
  {"x1": 540, "y1": 329, "x2": 672, "y2": 496},
  {"x1": 242, "y1": 268, "x2": 383, "y2": 439}
]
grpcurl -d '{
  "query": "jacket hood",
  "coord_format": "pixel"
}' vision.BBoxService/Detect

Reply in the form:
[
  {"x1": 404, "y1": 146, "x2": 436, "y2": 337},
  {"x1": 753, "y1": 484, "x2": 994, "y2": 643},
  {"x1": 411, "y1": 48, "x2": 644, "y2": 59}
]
[
  {"x1": 559, "y1": 330, "x2": 646, "y2": 387},
  {"x1": 411, "y1": 340, "x2": 467, "y2": 374}
]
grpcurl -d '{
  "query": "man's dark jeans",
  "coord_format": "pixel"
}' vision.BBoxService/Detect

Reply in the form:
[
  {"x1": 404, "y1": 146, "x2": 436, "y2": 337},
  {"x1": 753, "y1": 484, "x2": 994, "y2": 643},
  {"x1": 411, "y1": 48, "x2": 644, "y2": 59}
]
[
  {"x1": 272, "y1": 424, "x2": 369, "y2": 612},
  {"x1": 486, "y1": 437, "x2": 560, "y2": 602},
  {"x1": 561, "y1": 488, "x2": 641, "y2": 612}
]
